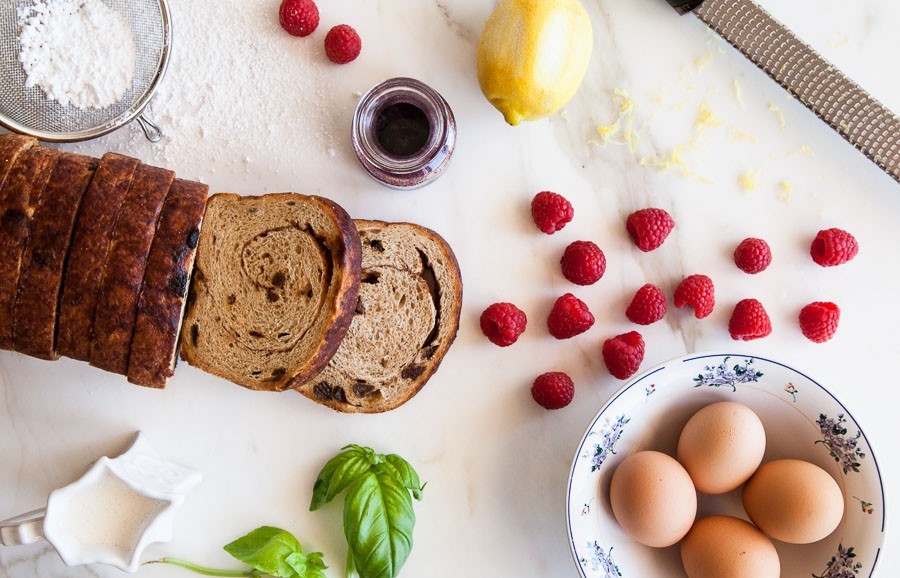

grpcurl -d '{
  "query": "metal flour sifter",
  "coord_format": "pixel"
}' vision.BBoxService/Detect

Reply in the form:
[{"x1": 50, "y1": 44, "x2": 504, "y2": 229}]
[{"x1": 0, "y1": 0, "x2": 171, "y2": 143}]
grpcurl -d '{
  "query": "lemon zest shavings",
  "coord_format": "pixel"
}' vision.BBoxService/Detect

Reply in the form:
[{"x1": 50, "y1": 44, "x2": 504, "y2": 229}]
[
  {"x1": 829, "y1": 32, "x2": 850, "y2": 48},
  {"x1": 768, "y1": 103, "x2": 786, "y2": 131},
  {"x1": 694, "y1": 51, "x2": 714, "y2": 71},
  {"x1": 778, "y1": 181, "x2": 794, "y2": 203},
  {"x1": 733, "y1": 79, "x2": 744, "y2": 109},
  {"x1": 739, "y1": 168, "x2": 762, "y2": 192}
]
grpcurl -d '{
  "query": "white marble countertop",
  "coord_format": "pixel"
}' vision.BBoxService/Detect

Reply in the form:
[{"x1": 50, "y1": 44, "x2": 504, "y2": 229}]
[{"x1": 2, "y1": 0, "x2": 899, "y2": 576}]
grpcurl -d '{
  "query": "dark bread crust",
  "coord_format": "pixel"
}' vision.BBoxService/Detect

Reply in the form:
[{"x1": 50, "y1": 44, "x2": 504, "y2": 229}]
[
  {"x1": 127, "y1": 179, "x2": 208, "y2": 388},
  {"x1": 0, "y1": 135, "x2": 37, "y2": 191},
  {"x1": 57, "y1": 152, "x2": 140, "y2": 361},
  {"x1": 301, "y1": 219, "x2": 463, "y2": 413},
  {"x1": 13, "y1": 153, "x2": 98, "y2": 359},
  {"x1": 180, "y1": 193, "x2": 362, "y2": 392},
  {"x1": 0, "y1": 146, "x2": 59, "y2": 350},
  {"x1": 285, "y1": 195, "x2": 362, "y2": 391},
  {"x1": 90, "y1": 164, "x2": 174, "y2": 374}
]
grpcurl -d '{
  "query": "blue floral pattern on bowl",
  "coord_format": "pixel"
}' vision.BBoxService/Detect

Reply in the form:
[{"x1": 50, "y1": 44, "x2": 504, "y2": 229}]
[{"x1": 567, "y1": 354, "x2": 885, "y2": 578}]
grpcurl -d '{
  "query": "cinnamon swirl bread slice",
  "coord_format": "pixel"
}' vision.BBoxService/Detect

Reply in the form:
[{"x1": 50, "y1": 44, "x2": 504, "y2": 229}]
[
  {"x1": 180, "y1": 193, "x2": 361, "y2": 391},
  {"x1": 299, "y1": 220, "x2": 462, "y2": 413}
]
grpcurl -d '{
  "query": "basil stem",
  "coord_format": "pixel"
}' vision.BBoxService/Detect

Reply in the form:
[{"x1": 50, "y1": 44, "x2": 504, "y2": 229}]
[{"x1": 144, "y1": 558, "x2": 261, "y2": 577}]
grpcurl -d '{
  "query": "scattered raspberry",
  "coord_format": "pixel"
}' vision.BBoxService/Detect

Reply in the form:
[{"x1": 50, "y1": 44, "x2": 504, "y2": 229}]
[
  {"x1": 531, "y1": 372, "x2": 575, "y2": 410},
  {"x1": 324, "y1": 24, "x2": 362, "y2": 64},
  {"x1": 799, "y1": 302, "x2": 840, "y2": 343},
  {"x1": 810, "y1": 228, "x2": 858, "y2": 267},
  {"x1": 626, "y1": 208, "x2": 674, "y2": 252},
  {"x1": 602, "y1": 332, "x2": 645, "y2": 380},
  {"x1": 734, "y1": 238, "x2": 772, "y2": 274},
  {"x1": 561, "y1": 241, "x2": 606, "y2": 285},
  {"x1": 625, "y1": 284, "x2": 667, "y2": 325},
  {"x1": 278, "y1": 0, "x2": 319, "y2": 37},
  {"x1": 531, "y1": 191, "x2": 574, "y2": 234},
  {"x1": 547, "y1": 293, "x2": 595, "y2": 339},
  {"x1": 674, "y1": 274, "x2": 715, "y2": 319},
  {"x1": 480, "y1": 302, "x2": 527, "y2": 346},
  {"x1": 728, "y1": 299, "x2": 772, "y2": 341}
]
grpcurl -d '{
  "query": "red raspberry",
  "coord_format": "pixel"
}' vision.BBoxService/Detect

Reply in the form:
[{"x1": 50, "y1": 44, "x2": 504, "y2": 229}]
[
  {"x1": 324, "y1": 24, "x2": 362, "y2": 64},
  {"x1": 531, "y1": 191, "x2": 574, "y2": 234},
  {"x1": 799, "y1": 302, "x2": 840, "y2": 343},
  {"x1": 728, "y1": 299, "x2": 772, "y2": 341},
  {"x1": 480, "y1": 302, "x2": 527, "y2": 346},
  {"x1": 626, "y1": 208, "x2": 674, "y2": 252},
  {"x1": 734, "y1": 238, "x2": 772, "y2": 274},
  {"x1": 531, "y1": 372, "x2": 575, "y2": 410},
  {"x1": 279, "y1": 0, "x2": 319, "y2": 37},
  {"x1": 625, "y1": 284, "x2": 667, "y2": 325},
  {"x1": 674, "y1": 274, "x2": 715, "y2": 319},
  {"x1": 561, "y1": 241, "x2": 606, "y2": 285},
  {"x1": 547, "y1": 293, "x2": 595, "y2": 339},
  {"x1": 602, "y1": 331, "x2": 645, "y2": 380},
  {"x1": 810, "y1": 228, "x2": 858, "y2": 267}
]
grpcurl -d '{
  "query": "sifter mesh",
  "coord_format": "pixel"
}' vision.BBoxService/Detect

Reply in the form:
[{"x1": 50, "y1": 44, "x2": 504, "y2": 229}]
[{"x1": 0, "y1": 0, "x2": 171, "y2": 142}]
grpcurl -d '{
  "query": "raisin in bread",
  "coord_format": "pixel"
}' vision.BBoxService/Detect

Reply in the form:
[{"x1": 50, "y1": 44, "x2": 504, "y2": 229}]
[
  {"x1": 180, "y1": 193, "x2": 362, "y2": 391},
  {"x1": 299, "y1": 220, "x2": 462, "y2": 413},
  {"x1": 128, "y1": 179, "x2": 208, "y2": 388}
]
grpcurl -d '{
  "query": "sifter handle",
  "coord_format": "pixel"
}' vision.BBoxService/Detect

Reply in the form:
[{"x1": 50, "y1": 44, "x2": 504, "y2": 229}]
[{"x1": 0, "y1": 508, "x2": 46, "y2": 546}]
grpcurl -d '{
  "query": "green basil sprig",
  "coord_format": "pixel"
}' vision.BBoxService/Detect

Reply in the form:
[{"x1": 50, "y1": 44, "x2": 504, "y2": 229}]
[
  {"x1": 146, "y1": 526, "x2": 327, "y2": 578},
  {"x1": 310, "y1": 445, "x2": 424, "y2": 578}
]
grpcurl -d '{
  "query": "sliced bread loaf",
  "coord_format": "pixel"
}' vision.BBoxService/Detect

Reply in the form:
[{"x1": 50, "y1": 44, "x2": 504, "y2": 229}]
[
  {"x1": 127, "y1": 179, "x2": 208, "y2": 388},
  {"x1": 57, "y1": 152, "x2": 141, "y2": 361},
  {"x1": 0, "y1": 146, "x2": 59, "y2": 350},
  {"x1": 90, "y1": 164, "x2": 175, "y2": 374},
  {"x1": 298, "y1": 220, "x2": 462, "y2": 413},
  {"x1": 13, "y1": 153, "x2": 98, "y2": 359},
  {"x1": 180, "y1": 193, "x2": 361, "y2": 391},
  {"x1": 0, "y1": 134, "x2": 37, "y2": 190}
]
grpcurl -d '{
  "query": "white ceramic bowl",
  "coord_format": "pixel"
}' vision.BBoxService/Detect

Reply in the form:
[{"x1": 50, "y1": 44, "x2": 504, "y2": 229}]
[{"x1": 567, "y1": 353, "x2": 885, "y2": 578}]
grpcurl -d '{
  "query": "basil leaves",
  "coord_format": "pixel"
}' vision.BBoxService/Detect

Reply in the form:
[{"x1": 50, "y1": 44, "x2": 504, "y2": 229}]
[
  {"x1": 146, "y1": 526, "x2": 327, "y2": 578},
  {"x1": 311, "y1": 445, "x2": 425, "y2": 578}
]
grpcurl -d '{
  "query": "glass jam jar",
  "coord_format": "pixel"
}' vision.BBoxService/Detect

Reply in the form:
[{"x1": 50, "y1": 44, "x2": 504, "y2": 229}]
[{"x1": 351, "y1": 77, "x2": 456, "y2": 189}]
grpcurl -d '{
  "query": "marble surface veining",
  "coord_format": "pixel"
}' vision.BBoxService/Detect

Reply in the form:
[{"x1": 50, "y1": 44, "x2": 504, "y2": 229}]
[{"x1": 2, "y1": 0, "x2": 899, "y2": 576}]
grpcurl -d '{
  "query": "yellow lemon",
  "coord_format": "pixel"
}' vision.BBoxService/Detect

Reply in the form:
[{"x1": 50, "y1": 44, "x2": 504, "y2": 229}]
[{"x1": 477, "y1": 0, "x2": 593, "y2": 125}]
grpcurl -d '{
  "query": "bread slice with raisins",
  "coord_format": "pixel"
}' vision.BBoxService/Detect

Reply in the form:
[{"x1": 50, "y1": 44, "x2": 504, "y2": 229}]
[
  {"x1": 180, "y1": 193, "x2": 362, "y2": 392},
  {"x1": 298, "y1": 220, "x2": 462, "y2": 413}
]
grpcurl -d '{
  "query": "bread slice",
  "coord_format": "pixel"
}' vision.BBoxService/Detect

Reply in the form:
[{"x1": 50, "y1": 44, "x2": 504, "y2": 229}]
[
  {"x1": 57, "y1": 152, "x2": 140, "y2": 361},
  {"x1": 299, "y1": 220, "x2": 462, "y2": 413},
  {"x1": 127, "y1": 179, "x2": 208, "y2": 388},
  {"x1": 13, "y1": 153, "x2": 98, "y2": 359},
  {"x1": 180, "y1": 193, "x2": 362, "y2": 391},
  {"x1": 0, "y1": 146, "x2": 59, "y2": 350},
  {"x1": 90, "y1": 164, "x2": 175, "y2": 374},
  {"x1": 0, "y1": 134, "x2": 37, "y2": 190}
]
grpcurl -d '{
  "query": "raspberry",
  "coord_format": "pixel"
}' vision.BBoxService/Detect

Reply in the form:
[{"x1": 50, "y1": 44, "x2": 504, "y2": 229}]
[
  {"x1": 561, "y1": 241, "x2": 606, "y2": 285},
  {"x1": 673, "y1": 274, "x2": 715, "y2": 319},
  {"x1": 547, "y1": 293, "x2": 595, "y2": 339},
  {"x1": 799, "y1": 302, "x2": 840, "y2": 343},
  {"x1": 625, "y1": 284, "x2": 667, "y2": 325},
  {"x1": 278, "y1": 0, "x2": 319, "y2": 37},
  {"x1": 324, "y1": 24, "x2": 362, "y2": 64},
  {"x1": 480, "y1": 302, "x2": 527, "y2": 346},
  {"x1": 626, "y1": 208, "x2": 674, "y2": 252},
  {"x1": 531, "y1": 191, "x2": 574, "y2": 234},
  {"x1": 602, "y1": 332, "x2": 645, "y2": 380},
  {"x1": 734, "y1": 238, "x2": 772, "y2": 274},
  {"x1": 531, "y1": 372, "x2": 575, "y2": 410},
  {"x1": 810, "y1": 228, "x2": 858, "y2": 267},
  {"x1": 728, "y1": 299, "x2": 772, "y2": 341}
]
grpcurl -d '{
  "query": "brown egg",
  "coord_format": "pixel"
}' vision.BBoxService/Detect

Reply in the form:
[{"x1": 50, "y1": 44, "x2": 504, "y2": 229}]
[
  {"x1": 609, "y1": 450, "x2": 697, "y2": 547},
  {"x1": 742, "y1": 459, "x2": 844, "y2": 544},
  {"x1": 677, "y1": 401, "x2": 766, "y2": 494},
  {"x1": 681, "y1": 515, "x2": 780, "y2": 578}
]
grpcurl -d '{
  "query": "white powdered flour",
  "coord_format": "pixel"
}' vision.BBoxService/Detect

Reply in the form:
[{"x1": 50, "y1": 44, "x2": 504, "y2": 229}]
[{"x1": 18, "y1": 0, "x2": 136, "y2": 109}]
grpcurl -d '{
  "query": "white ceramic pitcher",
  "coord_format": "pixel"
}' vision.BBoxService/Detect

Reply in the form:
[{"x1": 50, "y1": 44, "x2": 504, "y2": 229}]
[{"x1": 0, "y1": 432, "x2": 201, "y2": 572}]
